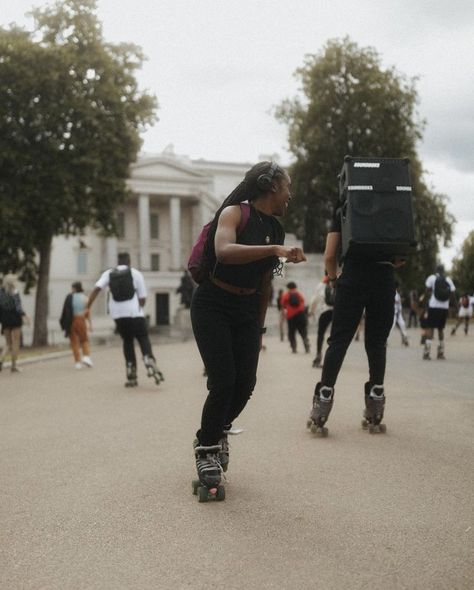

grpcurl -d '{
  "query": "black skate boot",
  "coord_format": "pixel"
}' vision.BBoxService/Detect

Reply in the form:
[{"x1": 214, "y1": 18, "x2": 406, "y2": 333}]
[
  {"x1": 307, "y1": 383, "x2": 334, "y2": 437},
  {"x1": 143, "y1": 355, "x2": 164, "y2": 385},
  {"x1": 362, "y1": 382, "x2": 387, "y2": 434},
  {"x1": 312, "y1": 354, "x2": 321, "y2": 368},
  {"x1": 437, "y1": 344, "x2": 445, "y2": 360},
  {"x1": 125, "y1": 362, "x2": 138, "y2": 387},
  {"x1": 192, "y1": 441, "x2": 225, "y2": 502}
]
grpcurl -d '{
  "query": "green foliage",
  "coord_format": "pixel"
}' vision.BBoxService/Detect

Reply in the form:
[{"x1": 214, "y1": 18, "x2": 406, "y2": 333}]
[
  {"x1": 275, "y1": 37, "x2": 454, "y2": 288},
  {"x1": 451, "y1": 231, "x2": 474, "y2": 294},
  {"x1": 0, "y1": 0, "x2": 157, "y2": 270},
  {"x1": 0, "y1": 0, "x2": 157, "y2": 343}
]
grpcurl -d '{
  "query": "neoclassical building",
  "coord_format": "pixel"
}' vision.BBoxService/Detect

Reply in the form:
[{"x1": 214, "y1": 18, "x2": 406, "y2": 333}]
[{"x1": 20, "y1": 150, "x2": 255, "y2": 341}]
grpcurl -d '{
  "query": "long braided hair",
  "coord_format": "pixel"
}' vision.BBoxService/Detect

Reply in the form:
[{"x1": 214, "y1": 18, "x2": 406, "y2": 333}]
[{"x1": 202, "y1": 161, "x2": 286, "y2": 277}]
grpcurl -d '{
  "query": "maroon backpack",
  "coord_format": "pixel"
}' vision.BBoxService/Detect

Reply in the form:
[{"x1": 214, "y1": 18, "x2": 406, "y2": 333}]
[{"x1": 188, "y1": 202, "x2": 251, "y2": 283}]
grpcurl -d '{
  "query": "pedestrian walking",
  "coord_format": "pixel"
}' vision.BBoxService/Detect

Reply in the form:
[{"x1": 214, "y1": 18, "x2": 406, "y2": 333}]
[
  {"x1": 422, "y1": 265, "x2": 456, "y2": 360},
  {"x1": 407, "y1": 289, "x2": 419, "y2": 328},
  {"x1": 280, "y1": 282, "x2": 310, "y2": 354},
  {"x1": 450, "y1": 293, "x2": 473, "y2": 336},
  {"x1": 0, "y1": 275, "x2": 30, "y2": 373},
  {"x1": 307, "y1": 204, "x2": 406, "y2": 436},
  {"x1": 276, "y1": 288, "x2": 286, "y2": 342},
  {"x1": 189, "y1": 161, "x2": 305, "y2": 501},
  {"x1": 392, "y1": 283, "x2": 409, "y2": 346},
  {"x1": 60, "y1": 281, "x2": 93, "y2": 369},
  {"x1": 86, "y1": 252, "x2": 164, "y2": 387},
  {"x1": 308, "y1": 275, "x2": 334, "y2": 367}
]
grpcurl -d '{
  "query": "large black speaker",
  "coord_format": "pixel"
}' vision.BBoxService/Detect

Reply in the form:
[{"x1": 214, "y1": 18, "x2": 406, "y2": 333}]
[{"x1": 338, "y1": 156, "x2": 417, "y2": 261}]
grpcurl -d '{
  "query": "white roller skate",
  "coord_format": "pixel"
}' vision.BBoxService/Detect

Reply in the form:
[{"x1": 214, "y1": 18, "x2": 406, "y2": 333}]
[{"x1": 143, "y1": 355, "x2": 164, "y2": 385}]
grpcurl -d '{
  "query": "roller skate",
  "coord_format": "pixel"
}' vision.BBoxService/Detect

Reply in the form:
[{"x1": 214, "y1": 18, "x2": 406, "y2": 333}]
[
  {"x1": 218, "y1": 426, "x2": 244, "y2": 472},
  {"x1": 125, "y1": 362, "x2": 138, "y2": 387},
  {"x1": 312, "y1": 354, "x2": 321, "y2": 368},
  {"x1": 422, "y1": 341, "x2": 431, "y2": 360},
  {"x1": 191, "y1": 441, "x2": 225, "y2": 502},
  {"x1": 362, "y1": 382, "x2": 387, "y2": 434},
  {"x1": 306, "y1": 383, "x2": 334, "y2": 437},
  {"x1": 437, "y1": 344, "x2": 445, "y2": 360},
  {"x1": 143, "y1": 355, "x2": 164, "y2": 385}
]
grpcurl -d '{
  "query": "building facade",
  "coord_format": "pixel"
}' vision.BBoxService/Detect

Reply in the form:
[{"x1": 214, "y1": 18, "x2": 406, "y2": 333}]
[{"x1": 20, "y1": 151, "x2": 253, "y2": 343}]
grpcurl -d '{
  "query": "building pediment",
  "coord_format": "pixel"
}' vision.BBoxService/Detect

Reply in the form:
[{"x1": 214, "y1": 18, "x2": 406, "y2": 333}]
[{"x1": 131, "y1": 156, "x2": 210, "y2": 183}]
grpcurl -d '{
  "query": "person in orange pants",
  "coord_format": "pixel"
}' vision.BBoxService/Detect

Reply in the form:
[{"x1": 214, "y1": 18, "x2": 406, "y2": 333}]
[{"x1": 60, "y1": 282, "x2": 93, "y2": 369}]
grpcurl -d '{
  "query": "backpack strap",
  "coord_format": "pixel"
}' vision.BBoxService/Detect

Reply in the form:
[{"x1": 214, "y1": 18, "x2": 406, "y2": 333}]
[{"x1": 237, "y1": 202, "x2": 251, "y2": 234}]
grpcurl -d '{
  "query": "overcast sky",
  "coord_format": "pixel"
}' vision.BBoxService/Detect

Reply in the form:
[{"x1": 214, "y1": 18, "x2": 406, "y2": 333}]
[{"x1": 2, "y1": 0, "x2": 473, "y2": 267}]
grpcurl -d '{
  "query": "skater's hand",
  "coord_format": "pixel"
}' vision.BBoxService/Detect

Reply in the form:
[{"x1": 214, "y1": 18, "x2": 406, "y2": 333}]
[
  {"x1": 278, "y1": 246, "x2": 306, "y2": 264},
  {"x1": 393, "y1": 257, "x2": 406, "y2": 269}
]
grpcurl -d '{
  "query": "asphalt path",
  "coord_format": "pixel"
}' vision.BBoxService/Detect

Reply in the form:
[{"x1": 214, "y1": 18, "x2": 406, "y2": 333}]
[{"x1": 1, "y1": 317, "x2": 473, "y2": 589}]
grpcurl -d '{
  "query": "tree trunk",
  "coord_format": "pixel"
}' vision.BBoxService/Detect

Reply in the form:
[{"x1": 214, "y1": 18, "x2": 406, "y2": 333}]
[{"x1": 32, "y1": 235, "x2": 53, "y2": 347}]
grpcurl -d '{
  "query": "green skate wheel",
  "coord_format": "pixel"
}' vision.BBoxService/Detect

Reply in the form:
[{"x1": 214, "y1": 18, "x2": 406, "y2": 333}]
[
  {"x1": 379, "y1": 424, "x2": 387, "y2": 434},
  {"x1": 361, "y1": 419, "x2": 369, "y2": 430},
  {"x1": 306, "y1": 419, "x2": 312, "y2": 429},
  {"x1": 321, "y1": 427, "x2": 329, "y2": 438},
  {"x1": 198, "y1": 486, "x2": 209, "y2": 502},
  {"x1": 192, "y1": 479, "x2": 200, "y2": 495},
  {"x1": 216, "y1": 486, "x2": 225, "y2": 501},
  {"x1": 310, "y1": 423, "x2": 318, "y2": 435}
]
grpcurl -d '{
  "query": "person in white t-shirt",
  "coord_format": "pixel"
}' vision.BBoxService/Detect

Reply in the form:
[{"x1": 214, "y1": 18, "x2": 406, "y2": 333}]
[
  {"x1": 422, "y1": 265, "x2": 456, "y2": 360},
  {"x1": 392, "y1": 284, "x2": 409, "y2": 346},
  {"x1": 451, "y1": 293, "x2": 474, "y2": 336},
  {"x1": 87, "y1": 252, "x2": 164, "y2": 387}
]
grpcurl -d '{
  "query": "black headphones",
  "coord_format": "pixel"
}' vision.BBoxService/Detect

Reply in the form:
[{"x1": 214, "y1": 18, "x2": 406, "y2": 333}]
[{"x1": 256, "y1": 161, "x2": 279, "y2": 190}]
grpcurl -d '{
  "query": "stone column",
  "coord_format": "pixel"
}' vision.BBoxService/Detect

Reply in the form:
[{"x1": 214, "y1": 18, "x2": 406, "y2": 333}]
[
  {"x1": 105, "y1": 237, "x2": 118, "y2": 268},
  {"x1": 138, "y1": 194, "x2": 151, "y2": 270},
  {"x1": 170, "y1": 196, "x2": 181, "y2": 270}
]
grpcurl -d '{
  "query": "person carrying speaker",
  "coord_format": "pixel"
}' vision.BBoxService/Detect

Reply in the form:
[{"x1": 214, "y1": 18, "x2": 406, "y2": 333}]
[
  {"x1": 307, "y1": 202, "x2": 406, "y2": 436},
  {"x1": 190, "y1": 161, "x2": 305, "y2": 498}
]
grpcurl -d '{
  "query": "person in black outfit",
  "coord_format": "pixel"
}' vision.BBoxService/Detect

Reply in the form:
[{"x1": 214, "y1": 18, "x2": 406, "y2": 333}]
[
  {"x1": 308, "y1": 204, "x2": 405, "y2": 434},
  {"x1": 191, "y1": 161, "x2": 306, "y2": 496}
]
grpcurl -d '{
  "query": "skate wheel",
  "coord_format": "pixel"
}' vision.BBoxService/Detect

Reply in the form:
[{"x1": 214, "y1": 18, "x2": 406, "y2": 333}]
[
  {"x1": 310, "y1": 423, "x2": 318, "y2": 435},
  {"x1": 306, "y1": 419, "x2": 313, "y2": 429},
  {"x1": 192, "y1": 479, "x2": 200, "y2": 495},
  {"x1": 197, "y1": 486, "x2": 209, "y2": 502},
  {"x1": 361, "y1": 419, "x2": 368, "y2": 430},
  {"x1": 379, "y1": 424, "x2": 387, "y2": 434},
  {"x1": 216, "y1": 485, "x2": 225, "y2": 501},
  {"x1": 320, "y1": 427, "x2": 329, "y2": 438}
]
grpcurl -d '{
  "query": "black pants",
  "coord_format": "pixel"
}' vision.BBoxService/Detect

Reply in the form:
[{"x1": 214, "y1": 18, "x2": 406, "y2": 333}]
[
  {"x1": 191, "y1": 280, "x2": 260, "y2": 446},
  {"x1": 114, "y1": 317, "x2": 154, "y2": 367},
  {"x1": 321, "y1": 262, "x2": 395, "y2": 388},
  {"x1": 287, "y1": 312, "x2": 308, "y2": 352},
  {"x1": 317, "y1": 309, "x2": 333, "y2": 356}
]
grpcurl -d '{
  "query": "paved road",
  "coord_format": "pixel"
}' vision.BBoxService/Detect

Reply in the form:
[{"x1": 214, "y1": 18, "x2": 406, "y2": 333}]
[{"x1": 1, "y1": 317, "x2": 473, "y2": 589}]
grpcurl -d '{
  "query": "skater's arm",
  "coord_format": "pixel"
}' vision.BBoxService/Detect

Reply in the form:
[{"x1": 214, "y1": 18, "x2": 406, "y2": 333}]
[
  {"x1": 324, "y1": 232, "x2": 340, "y2": 283},
  {"x1": 215, "y1": 206, "x2": 305, "y2": 264},
  {"x1": 87, "y1": 287, "x2": 101, "y2": 310}
]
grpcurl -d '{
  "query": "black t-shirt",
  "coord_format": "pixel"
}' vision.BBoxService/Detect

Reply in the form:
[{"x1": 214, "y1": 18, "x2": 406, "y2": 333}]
[{"x1": 213, "y1": 207, "x2": 285, "y2": 289}]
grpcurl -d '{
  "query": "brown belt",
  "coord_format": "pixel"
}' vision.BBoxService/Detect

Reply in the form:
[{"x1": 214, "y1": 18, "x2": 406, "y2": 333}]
[{"x1": 211, "y1": 277, "x2": 257, "y2": 295}]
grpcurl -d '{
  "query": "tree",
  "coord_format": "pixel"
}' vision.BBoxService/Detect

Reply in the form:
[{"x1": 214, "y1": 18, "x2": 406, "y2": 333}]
[
  {"x1": 275, "y1": 37, "x2": 454, "y2": 288},
  {"x1": 451, "y1": 231, "x2": 474, "y2": 294},
  {"x1": 0, "y1": 0, "x2": 157, "y2": 345}
]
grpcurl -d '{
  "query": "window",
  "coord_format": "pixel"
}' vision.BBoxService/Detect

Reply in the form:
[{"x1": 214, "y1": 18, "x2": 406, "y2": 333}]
[
  {"x1": 150, "y1": 213, "x2": 159, "y2": 239},
  {"x1": 151, "y1": 254, "x2": 160, "y2": 271},
  {"x1": 117, "y1": 211, "x2": 125, "y2": 238},
  {"x1": 77, "y1": 251, "x2": 88, "y2": 275}
]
